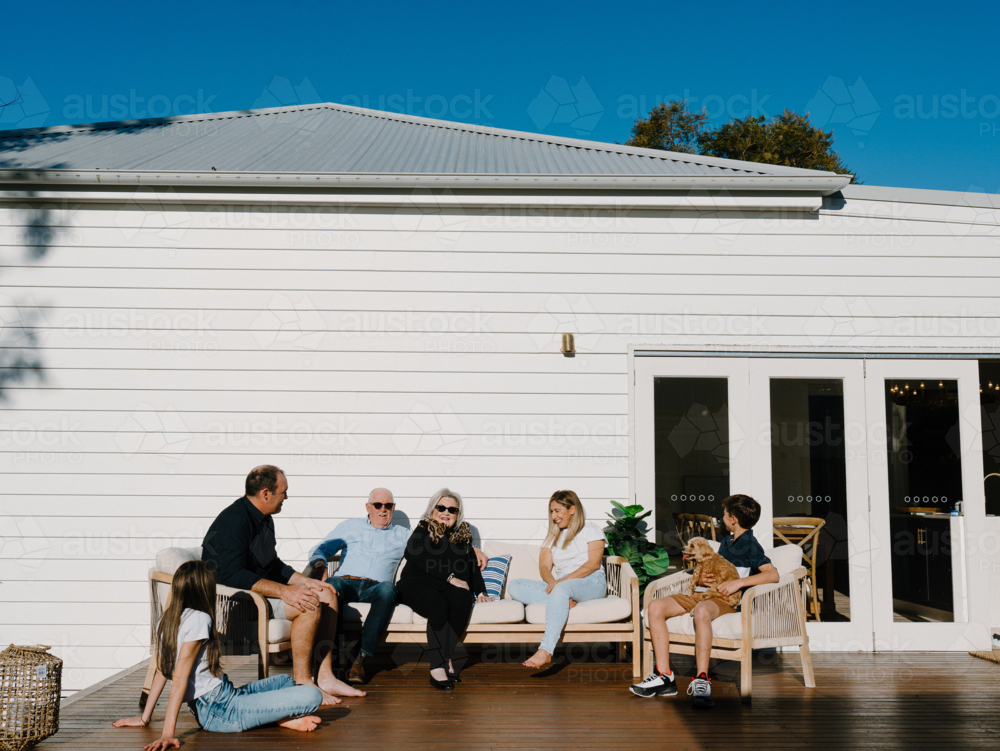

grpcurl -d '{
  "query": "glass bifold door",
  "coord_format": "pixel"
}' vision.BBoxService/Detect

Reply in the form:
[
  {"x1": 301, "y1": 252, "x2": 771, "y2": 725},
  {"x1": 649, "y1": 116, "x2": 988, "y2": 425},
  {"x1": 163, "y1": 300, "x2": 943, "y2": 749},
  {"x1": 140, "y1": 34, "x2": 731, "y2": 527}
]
[{"x1": 633, "y1": 357, "x2": 992, "y2": 651}]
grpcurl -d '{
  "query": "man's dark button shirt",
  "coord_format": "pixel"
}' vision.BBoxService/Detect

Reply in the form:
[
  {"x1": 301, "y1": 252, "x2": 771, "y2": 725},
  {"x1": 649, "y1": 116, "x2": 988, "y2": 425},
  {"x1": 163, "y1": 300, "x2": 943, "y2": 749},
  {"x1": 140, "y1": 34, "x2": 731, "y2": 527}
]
[{"x1": 202, "y1": 496, "x2": 295, "y2": 590}]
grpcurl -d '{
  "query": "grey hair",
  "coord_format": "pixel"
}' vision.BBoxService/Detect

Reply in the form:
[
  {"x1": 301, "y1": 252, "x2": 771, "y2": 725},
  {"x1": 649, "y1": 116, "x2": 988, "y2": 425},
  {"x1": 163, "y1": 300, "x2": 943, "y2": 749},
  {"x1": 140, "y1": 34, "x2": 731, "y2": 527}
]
[
  {"x1": 367, "y1": 487, "x2": 394, "y2": 504},
  {"x1": 420, "y1": 488, "x2": 465, "y2": 527}
]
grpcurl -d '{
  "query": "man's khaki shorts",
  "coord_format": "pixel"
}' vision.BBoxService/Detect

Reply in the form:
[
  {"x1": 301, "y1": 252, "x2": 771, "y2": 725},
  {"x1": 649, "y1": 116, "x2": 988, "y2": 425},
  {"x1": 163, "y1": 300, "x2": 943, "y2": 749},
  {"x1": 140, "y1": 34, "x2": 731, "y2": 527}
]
[{"x1": 670, "y1": 593, "x2": 737, "y2": 616}]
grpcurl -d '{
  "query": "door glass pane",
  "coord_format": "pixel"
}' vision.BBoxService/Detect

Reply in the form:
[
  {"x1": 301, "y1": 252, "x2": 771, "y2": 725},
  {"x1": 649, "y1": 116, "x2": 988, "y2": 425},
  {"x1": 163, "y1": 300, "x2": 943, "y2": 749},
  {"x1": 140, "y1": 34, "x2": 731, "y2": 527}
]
[
  {"x1": 884, "y1": 379, "x2": 964, "y2": 623},
  {"x1": 769, "y1": 379, "x2": 851, "y2": 622},
  {"x1": 978, "y1": 360, "x2": 1000, "y2": 517},
  {"x1": 654, "y1": 378, "x2": 731, "y2": 569}
]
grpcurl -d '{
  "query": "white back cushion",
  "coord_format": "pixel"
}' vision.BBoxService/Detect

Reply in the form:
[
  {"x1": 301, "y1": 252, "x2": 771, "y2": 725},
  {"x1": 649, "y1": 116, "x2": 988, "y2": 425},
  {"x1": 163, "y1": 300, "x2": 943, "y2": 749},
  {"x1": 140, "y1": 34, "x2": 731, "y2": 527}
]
[
  {"x1": 768, "y1": 544, "x2": 803, "y2": 575},
  {"x1": 483, "y1": 540, "x2": 543, "y2": 598},
  {"x1": 156, "y1": 546, "x2": 201, "y2": 574},
  {"x1": 706, "y1": 538, "x2": 802, "y2": 575}
]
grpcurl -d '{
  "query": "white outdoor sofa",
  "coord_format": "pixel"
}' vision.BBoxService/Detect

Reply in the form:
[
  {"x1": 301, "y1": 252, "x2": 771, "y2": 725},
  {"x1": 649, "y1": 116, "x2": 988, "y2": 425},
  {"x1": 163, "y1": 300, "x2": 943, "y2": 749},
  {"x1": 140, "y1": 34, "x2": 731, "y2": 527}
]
[
  {"x1": 641, "y1": 541, "x2": 815, "y2": 702},
  {"x1": 142, "y1": 539, "x2": 641, "y2": 704}
]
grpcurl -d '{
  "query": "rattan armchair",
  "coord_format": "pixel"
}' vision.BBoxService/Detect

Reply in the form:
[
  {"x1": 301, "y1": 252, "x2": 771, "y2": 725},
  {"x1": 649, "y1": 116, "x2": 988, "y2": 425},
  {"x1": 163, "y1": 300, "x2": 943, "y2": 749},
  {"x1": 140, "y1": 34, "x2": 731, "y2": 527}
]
[{"x1": 640, "y1": 544, "x2": 815, "y2": 702}]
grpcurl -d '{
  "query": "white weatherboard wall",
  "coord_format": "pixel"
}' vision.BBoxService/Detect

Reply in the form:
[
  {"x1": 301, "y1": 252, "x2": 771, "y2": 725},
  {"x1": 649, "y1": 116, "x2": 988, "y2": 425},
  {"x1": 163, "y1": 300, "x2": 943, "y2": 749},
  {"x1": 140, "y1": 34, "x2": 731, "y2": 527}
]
[{"x1": 2, "y1": 185, "x2": 1000, "y2": 693}]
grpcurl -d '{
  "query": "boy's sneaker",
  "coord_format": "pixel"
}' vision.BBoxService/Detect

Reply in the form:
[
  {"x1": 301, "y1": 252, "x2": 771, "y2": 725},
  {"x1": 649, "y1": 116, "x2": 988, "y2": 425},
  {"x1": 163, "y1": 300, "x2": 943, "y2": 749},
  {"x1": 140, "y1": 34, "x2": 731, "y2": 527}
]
[
  {"x1": 687, "y1": 673, "x2": 714, "y2": 708},
  {"x1": 629, "y1": 669, "x2": 678, "y2": 698}
]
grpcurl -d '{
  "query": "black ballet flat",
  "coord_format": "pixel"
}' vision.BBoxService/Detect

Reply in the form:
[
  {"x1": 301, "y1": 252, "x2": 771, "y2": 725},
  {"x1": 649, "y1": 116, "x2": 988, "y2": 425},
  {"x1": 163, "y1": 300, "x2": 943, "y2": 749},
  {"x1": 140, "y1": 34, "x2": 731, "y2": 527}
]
[
  {"x1": 446, "y1": 671, "x2": 462, "y2": 683},
  {"x1": 430, "y1": 676, "x2": 454, "y2": 691}
]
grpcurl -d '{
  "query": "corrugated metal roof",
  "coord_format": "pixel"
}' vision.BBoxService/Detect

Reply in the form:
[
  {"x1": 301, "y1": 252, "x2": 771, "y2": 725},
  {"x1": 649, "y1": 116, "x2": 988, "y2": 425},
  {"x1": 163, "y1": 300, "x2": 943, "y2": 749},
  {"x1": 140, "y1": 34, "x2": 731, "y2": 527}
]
[{"x1": 0, "y1": 103, "x2": 837, "y2": 178}]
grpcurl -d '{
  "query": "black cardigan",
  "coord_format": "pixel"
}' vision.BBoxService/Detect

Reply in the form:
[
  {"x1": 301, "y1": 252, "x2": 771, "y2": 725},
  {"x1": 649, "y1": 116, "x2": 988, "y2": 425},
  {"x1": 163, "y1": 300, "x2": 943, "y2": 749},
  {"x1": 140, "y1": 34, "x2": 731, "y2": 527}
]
[{"x1": 398, "y1": 522, "x2": 487, "y2": 596}]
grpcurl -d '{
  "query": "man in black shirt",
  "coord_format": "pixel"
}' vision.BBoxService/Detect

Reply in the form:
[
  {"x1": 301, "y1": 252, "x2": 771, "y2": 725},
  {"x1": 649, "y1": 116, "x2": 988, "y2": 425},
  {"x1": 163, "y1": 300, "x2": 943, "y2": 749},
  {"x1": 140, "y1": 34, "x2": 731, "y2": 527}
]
[{"x1": 202, "y1": 465, "x2": 365, "y2": 703}]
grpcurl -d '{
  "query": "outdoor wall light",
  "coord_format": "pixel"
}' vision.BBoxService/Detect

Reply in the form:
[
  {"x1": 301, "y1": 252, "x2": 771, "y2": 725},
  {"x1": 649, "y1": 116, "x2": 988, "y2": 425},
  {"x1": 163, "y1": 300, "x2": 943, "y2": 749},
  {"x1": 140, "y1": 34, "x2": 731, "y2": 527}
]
[{"x1": 561, "y1": 333, "x2": 576, "y2": 357}]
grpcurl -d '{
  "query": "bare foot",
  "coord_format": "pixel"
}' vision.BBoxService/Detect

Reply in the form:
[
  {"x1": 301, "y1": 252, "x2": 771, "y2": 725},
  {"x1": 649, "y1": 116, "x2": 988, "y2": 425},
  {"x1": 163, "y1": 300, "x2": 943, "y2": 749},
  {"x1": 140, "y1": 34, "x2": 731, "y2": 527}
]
[
  {"x1": 297, "y1": 680, "x2": 341, "y2": 705},
  {"x1": 522, "y1": 649, "x2": 552, "y2": 668},
  {"x1": 279, "y1": 715, "x2": 321, "y2": 732},
  {"x1": 569, "y1": 598, "x2": 578, "y2": 609},
  {"x1": 318, "y1": 673, "x2": 366, "y2": 698}
]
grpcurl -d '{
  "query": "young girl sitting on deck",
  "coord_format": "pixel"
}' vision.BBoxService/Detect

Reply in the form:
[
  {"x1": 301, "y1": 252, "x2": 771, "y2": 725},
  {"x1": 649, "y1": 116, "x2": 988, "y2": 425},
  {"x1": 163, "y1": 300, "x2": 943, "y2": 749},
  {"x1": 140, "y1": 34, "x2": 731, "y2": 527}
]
[{"x1": 113, "y1": 560, "x2": 323, "y2": 749}]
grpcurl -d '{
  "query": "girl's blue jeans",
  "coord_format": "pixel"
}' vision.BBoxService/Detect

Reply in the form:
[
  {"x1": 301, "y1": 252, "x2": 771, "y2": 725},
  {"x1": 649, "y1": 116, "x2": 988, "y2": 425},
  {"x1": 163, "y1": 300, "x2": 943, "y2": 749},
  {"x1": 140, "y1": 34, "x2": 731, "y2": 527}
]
[
  {"x1": 508, "y1": 569, "x2": 607, "y2": 654},
  {"x1": 194, "y1": 674, "x2": 322, "y2": 733}
]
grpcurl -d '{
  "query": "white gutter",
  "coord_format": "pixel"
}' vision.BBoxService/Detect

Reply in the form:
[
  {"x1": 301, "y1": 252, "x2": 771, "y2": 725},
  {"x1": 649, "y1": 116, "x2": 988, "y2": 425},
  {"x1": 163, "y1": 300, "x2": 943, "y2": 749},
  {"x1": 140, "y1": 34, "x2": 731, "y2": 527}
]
[
  {"x1": 0, "y1": 169, "x2": 852, "y2": 196},
  {"x1": 0, "y1": 189, "x2": 824, "y2": 211}
]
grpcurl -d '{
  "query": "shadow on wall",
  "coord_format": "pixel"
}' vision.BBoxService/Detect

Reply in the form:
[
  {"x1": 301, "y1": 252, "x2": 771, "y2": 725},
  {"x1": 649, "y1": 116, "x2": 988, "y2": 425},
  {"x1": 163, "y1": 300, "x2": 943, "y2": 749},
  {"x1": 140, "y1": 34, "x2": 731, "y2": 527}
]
[{"x1": 0, "y1": 177, "x2": 66, "y2": 398}]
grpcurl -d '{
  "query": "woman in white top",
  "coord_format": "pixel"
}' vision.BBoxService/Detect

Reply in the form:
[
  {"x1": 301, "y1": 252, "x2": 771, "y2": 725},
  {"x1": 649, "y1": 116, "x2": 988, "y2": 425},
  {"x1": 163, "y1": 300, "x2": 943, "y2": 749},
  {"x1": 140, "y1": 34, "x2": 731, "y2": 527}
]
[
  {"x1": 113, "y1": 560, "x2": 323, "y2": 749},
  {"x1": 508, "y1": 490, "x2": 607, "y2": 668}
]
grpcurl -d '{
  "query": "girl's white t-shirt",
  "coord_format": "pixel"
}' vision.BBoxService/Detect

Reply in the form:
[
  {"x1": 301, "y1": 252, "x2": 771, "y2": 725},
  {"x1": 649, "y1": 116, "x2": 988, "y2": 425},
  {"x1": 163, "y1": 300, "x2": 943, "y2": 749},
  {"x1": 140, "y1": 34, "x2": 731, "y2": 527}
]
[
  {"x1": 548, "y1": 521, "x2": 606, "y2": 579},
  {"x1": 176, "y1": 608, "x2": 222, "y2": 702}
]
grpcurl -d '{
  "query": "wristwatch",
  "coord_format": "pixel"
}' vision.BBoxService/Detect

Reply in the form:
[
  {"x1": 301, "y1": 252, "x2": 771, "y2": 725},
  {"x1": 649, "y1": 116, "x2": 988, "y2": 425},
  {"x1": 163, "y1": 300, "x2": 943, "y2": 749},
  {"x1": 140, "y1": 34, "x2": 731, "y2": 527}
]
[{"x1": 447, "y1": 574, "x2": 455, "y2": 582}]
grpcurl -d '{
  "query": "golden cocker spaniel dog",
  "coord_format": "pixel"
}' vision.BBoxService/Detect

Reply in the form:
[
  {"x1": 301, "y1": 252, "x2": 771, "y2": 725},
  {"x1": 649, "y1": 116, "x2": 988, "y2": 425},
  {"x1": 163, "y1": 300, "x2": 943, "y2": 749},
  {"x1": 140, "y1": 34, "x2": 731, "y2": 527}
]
[{"x1": 682, "y1": 536, "x2": 742, "y2": 609}]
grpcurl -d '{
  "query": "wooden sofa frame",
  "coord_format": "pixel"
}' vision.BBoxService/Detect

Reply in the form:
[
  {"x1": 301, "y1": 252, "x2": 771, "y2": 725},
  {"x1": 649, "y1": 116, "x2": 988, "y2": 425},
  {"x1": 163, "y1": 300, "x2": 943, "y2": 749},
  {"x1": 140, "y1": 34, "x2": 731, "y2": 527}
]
[
  {"x1": 141, "y1": 555, "x2": 641, "y2": 705},
  {"x1": 641, "y1": 565, "x2": 815, "y2": 702},
  {"x1": 333, "y1": 556, "x2": 642, "y2": 678}
]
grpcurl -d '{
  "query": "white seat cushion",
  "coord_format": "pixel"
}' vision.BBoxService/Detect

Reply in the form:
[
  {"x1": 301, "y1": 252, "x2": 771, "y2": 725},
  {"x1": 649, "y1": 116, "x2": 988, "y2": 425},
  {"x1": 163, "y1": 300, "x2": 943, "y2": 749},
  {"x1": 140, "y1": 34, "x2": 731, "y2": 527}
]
[
  {"x1": 411, "y1": 599, "x2": 525, "y2": 625},
  {"x1": 268, "y1": 619, "x2": 292, "y2": 643},
  {"x1": 340, "y1": 602, "x2": 414, "y2": 625},
  {"x1": 664, "y1": 612, "x2": 743, "y2": 640},
  {"x1": 525, "y1": 596, "x2": 631, "y2": 625}
]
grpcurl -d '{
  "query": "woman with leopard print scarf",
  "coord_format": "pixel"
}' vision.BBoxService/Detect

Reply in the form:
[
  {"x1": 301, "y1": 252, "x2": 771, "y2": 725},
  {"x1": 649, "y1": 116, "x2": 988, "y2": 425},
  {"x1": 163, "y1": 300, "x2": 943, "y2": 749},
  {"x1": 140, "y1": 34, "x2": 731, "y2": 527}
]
[{"x1": 396, "y1": 488, "x2": 488, "y2": 690}]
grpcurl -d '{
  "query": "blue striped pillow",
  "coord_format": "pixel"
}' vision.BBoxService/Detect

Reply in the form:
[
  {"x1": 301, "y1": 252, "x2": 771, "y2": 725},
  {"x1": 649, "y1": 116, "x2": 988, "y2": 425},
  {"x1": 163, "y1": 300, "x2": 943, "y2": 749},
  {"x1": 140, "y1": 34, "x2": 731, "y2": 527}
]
[{"x1": 482, "y1": 554, "x2": 512, "y2": 601}]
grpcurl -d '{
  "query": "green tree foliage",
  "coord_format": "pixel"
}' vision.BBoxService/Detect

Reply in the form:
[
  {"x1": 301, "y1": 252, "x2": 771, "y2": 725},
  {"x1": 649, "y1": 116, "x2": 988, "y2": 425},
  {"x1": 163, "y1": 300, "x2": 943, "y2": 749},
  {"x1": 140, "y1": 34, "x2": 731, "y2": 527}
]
[
  {"x1": 624, "y1": 101, "x2": 708, "y2": 154},
  {"x1": 626, "y1": 101, "x2": 856, "y2": 181}
]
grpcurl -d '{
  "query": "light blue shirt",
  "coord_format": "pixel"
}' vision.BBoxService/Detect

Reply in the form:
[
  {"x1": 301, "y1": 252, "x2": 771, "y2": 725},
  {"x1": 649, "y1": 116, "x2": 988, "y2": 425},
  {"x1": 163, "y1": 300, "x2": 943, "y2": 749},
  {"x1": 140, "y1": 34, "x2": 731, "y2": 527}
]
[{"x1": 307, "y1": 517, "x2": 410, "y2": 582}]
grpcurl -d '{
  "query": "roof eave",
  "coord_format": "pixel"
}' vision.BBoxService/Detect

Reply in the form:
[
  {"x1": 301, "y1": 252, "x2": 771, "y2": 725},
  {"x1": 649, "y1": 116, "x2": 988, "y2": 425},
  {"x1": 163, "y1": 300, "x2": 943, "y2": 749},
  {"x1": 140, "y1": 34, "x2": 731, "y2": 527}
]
[{"x1": 0, "y1": 169, "x2": 852, "y2": 195}]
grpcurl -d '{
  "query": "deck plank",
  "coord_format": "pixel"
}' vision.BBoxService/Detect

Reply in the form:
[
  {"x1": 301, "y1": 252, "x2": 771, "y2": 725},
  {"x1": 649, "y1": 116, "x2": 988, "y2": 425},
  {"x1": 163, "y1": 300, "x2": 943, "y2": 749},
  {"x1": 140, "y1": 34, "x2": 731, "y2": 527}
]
[{"x1": 35, "y1": 650, "x2": 1000, "y2": 750}]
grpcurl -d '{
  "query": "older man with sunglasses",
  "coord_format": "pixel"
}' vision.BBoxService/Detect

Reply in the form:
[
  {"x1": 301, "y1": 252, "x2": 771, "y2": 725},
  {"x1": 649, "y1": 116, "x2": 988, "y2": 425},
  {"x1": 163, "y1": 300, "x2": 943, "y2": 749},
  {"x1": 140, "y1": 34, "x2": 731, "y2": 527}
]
[{"x1": 306, "y1": 488, "x2": 488, "y2": 684}]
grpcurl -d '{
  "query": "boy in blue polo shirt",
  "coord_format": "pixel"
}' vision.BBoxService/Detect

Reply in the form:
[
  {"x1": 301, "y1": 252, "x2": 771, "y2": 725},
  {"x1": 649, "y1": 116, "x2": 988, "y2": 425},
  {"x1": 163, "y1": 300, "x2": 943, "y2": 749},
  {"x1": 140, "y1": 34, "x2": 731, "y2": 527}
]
[{"x1": 630, "y1": 494, "x2": 778, "y2": 708}]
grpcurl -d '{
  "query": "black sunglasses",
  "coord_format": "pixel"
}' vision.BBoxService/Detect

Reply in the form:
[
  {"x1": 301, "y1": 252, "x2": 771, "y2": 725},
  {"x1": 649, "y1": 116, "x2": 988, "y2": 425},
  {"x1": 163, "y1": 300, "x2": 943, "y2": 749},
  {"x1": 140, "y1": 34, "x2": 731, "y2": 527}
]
[
  {"x1": 370, "y1": 502, "x2": 395, "y2": 510},
  {"x1": 435, "y1": 504, "x2": 460, "y2": 514}
]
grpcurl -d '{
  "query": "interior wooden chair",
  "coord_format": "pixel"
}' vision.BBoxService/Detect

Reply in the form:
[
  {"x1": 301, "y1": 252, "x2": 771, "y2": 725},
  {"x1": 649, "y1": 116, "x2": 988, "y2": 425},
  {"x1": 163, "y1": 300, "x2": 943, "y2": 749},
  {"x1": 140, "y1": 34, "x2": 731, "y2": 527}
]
[
  {"x1": 773, "y1": 517, "x2": 826, "y2": 621},
  {"x1": 673, "y1": 513, "x2": 719, "y2": 569}
]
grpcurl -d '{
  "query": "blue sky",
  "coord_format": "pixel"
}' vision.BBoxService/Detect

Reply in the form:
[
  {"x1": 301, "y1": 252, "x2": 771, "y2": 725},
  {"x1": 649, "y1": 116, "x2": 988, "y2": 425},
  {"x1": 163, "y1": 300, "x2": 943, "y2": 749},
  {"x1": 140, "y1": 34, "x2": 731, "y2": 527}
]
[{"x1": 3, "y1": 0, "x2": 998, "y2": 192}]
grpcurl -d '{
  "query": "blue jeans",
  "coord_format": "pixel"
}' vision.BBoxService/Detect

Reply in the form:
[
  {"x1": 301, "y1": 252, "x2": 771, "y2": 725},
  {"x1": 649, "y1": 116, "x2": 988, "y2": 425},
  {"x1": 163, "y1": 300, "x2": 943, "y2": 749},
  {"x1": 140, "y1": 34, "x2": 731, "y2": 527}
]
[
  {"x1": 327, "y1": 576, "x2": 397, "y2": 658},
  {"x1": 508, "y1": 570, "x2": 607, "y2": 654},
  {"x1": 194, "y1": 674, "x2": 321, "y2": 733}
]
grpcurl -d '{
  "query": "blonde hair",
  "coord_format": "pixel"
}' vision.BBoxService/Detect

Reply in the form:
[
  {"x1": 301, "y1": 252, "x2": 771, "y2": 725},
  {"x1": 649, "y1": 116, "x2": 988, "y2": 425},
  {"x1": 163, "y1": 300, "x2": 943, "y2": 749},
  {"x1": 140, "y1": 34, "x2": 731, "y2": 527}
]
[
  {"x1": 156, "y1": 560, "x2": 222, "y2": 679},
  {"x1": 420, "y1": 488, "x2": 465, "y2": 528},
  {"x1": 543, "y1": 490, "x2": 586, "y2": 549}
]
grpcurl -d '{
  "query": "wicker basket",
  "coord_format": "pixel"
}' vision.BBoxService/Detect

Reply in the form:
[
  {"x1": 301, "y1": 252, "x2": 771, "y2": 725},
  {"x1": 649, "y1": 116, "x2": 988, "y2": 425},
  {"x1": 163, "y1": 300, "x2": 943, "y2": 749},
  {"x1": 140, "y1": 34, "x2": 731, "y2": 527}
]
[{"x1": 0, "y1": 645, "x2": 62, "y2": 751}]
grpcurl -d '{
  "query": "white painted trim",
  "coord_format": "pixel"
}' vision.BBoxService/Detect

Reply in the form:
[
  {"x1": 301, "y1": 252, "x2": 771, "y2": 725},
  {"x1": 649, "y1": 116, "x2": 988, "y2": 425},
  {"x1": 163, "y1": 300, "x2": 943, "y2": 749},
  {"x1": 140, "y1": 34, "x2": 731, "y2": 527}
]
[{"x1": 0, "y1": 189, "x2": 825, "y2": 211}]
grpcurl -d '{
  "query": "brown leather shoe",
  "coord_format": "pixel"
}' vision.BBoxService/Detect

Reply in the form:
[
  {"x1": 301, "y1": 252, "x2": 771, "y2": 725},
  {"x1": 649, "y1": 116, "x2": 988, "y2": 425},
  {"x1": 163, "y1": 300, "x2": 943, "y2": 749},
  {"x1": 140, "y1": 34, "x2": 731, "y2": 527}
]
[{"x1": 347, "y1": 656, "x2": 367, "y2": 684}]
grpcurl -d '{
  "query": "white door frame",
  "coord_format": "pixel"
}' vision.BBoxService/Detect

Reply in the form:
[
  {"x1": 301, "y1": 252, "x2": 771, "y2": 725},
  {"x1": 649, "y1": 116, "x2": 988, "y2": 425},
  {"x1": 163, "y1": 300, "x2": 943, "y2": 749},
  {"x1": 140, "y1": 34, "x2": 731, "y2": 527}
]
[
  {"x1": 630, "y1": 349, "x2": 993, "y2": 652},
  {"x1": 633, "y1": 356, "x2": 753, "y2": 521},
  {"x1": 865, "y1": 359, "x2": 991, "y2": 651},
  {"x1": 749, "y1": 358, "x2": 874, "y2": 651}
]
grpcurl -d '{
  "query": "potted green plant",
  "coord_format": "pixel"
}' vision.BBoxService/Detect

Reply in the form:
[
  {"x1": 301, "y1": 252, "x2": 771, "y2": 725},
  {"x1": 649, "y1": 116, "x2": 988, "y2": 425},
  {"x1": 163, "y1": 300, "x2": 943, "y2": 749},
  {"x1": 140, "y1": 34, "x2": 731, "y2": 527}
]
[{"x1": 603, "y1": 501, "x2": 671, "y2": 592}]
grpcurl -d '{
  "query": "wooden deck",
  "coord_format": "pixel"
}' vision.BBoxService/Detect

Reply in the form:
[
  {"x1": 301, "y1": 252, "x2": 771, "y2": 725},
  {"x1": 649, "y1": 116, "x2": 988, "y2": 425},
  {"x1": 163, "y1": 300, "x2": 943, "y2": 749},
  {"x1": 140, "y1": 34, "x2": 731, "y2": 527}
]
[{"x1": 42, "y1": 648, "x2": 1000, "y2": 750}]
